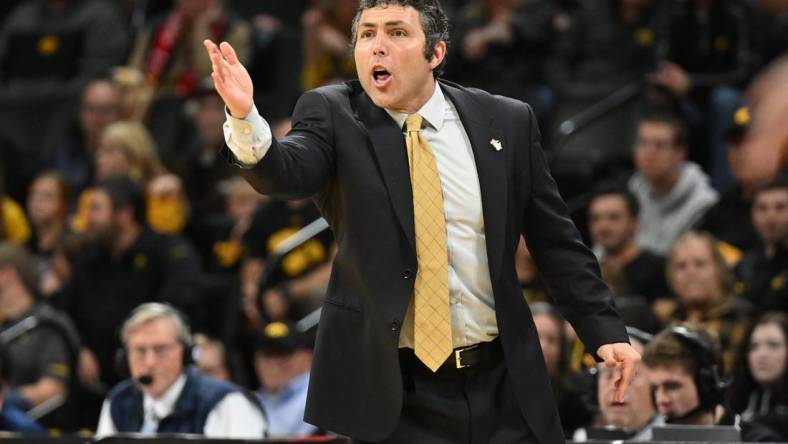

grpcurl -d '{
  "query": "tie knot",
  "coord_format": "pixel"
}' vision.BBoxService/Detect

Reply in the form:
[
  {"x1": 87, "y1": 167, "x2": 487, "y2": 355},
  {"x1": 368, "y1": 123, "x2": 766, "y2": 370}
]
[{"x1": 405, "y1": 114, "x2": 423, "y2": 132}]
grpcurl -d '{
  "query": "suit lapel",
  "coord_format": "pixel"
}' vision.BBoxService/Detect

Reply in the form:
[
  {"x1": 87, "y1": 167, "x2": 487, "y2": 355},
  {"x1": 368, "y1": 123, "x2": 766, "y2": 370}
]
[
  {"x1": 349, "y1": 81, "x2": 508, "y2": 283},
  {"x1": 350, "y1": 84, "x2": 416, "y2": 252},
  {"x1": 441, "y1": 82, "x2": 507, "y2": 285}
]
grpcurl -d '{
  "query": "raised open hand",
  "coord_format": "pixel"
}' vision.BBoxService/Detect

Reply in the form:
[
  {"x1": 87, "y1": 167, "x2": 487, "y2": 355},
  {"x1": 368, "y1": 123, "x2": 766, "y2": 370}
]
[{"x1": 204, "y1": 40, "x2": 254, "y2": 118}]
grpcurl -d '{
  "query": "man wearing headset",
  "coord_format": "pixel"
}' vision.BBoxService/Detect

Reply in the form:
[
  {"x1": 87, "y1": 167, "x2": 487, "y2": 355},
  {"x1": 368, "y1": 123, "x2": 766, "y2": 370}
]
[
  {"x1": 641, "y1": 323, "x2": 727, "y2": 425},
  {"x1": 95, "y1": 303, "x2": 266, "y2": 438}
]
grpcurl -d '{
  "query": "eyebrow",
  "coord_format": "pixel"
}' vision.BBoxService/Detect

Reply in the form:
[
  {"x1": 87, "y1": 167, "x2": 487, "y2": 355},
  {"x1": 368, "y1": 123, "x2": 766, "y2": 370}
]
[{"x1": 359, "y1": 20, "x2": 408, "y2": 28}]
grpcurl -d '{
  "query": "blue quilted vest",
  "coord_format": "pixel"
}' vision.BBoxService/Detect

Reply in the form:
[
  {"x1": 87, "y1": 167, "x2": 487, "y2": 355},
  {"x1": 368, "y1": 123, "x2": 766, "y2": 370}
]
[{"x1": 108, "y1": 367, "x2": 238, "y2": 434}]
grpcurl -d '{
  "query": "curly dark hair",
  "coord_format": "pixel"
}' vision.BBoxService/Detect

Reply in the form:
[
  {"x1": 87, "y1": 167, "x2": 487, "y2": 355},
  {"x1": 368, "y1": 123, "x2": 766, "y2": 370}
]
[{"x1": 350, "y1": 0, "x2": 450, "y2": 77}]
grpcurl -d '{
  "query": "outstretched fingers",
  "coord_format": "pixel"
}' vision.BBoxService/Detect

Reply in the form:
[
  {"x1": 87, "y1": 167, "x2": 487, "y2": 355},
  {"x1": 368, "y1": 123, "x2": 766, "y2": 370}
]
[
  {"x1": 204, "y1": 40, "x2": 232, "y2": 93},
  {"x1": 220, "y1": 41, "x2": 240, "y2": 65},
  {"x1": 614, "y1": 357, "x2": 635, "y2": 403}
]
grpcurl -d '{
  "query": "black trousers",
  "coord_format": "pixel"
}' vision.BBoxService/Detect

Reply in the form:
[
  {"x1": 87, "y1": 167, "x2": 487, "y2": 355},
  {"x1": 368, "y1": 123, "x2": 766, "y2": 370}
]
[{"x1": 356, "y1": 339, "x2": 536, "y2": 444}]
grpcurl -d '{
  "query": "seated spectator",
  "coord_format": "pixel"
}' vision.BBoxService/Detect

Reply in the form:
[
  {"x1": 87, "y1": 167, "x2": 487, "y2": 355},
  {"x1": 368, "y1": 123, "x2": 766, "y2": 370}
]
[
  {"x1": 55, "y1": 176, "x2": 200, "y2": 393},
  {"x1": 588, "y1": 183, "x2": 671, "y2": 304},
  {"x1": 254, "y1": 321, "x2": 317, "y2": 437},
  {"x1": 698, "y1": 103, "x2": 762, "y2": 252},
  {"x1": 96, "y1": 302, "x2": 266, "y2": 438},
  {"x1": 735, "y1": 176, "x2": 788, "y2": 314},
  {"x1": 629, "y1": 111, "x2": 718, "y2": 254},
  {"x1": 728, "y1": 312, "x2": 788, "y2": 442},
  {"x1": 171, "y1": 88, "x2": 243, "y2": 219},
  {"x1": 120, "y1": 0, "x2": 251, "y2": 121},
  {"x1": 40, "y1": 232, "x2": 85, "y2": 299},
  {"x1": 301, "y1": 0, "x2": 357, "y2": 90},
  {"x1": 531, "y1": 302, "x2": 594, "y2": 437},
  {"x1": 188, "y1": 177, "x2": 264, "y2": 274},
  {"x1": 575, "y1": 328, "x2": 661, "y2": 441},
  {"x1": 650, "y1": 0, "x2": 756, "y2": 191},
  {"x1": 26, "y1": 172, "x2": 71, "y2": 287},
  {"x1": 0, "y1": 345, "x2": 46, "y2": 436},
  {"x1": 47, "y1": 79, "x2": 123, "y2": 195},
  {"x1": 72, "y1": 121, "x2": 189, "y2": 235},
  {"x1": 193, "y1": 334, "x2": 230, "y2": 382},
  {"x1": 0, "y1": 243, "x2": 81, "y2": 428},
  {"x1": 232, "y1": 0, "x2": 306, "y2": 123},
  {"x1": 642, "y1": 323, "x2": 728, "y2": 425},
  {"x1": 547, "y1": 0, "x2": 665, "y2": 100},
  {"x1": 666, "y1": 231, "x2": 751, "y2": 373},
  {"x1": 0, "y1": 0, "x2": 128, "y2": 98},
  {"x1": 94, "y1": 121, "x2": 166, "y2": 186},
  {"x1": 446, "y1": 0, "x2": 555, "y2": 114},
  {"x1": 241, "y1": 199, "x2": 334, "y2": 324}
]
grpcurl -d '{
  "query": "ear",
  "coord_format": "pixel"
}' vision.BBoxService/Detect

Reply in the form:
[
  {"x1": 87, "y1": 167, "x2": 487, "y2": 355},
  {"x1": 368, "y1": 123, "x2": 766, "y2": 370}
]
[
  {"x1": 676, "y1": 145, "x2": 688, "y2": 161},
  {"x1": 429, "y1": 40, "x2": 447, "y2": 72}
]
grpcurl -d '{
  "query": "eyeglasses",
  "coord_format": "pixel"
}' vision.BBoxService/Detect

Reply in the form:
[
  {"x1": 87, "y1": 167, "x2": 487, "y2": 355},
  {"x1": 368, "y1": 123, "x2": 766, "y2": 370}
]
[{"x1": 128, "y1": 342, "x2": 181, "y2": 361}]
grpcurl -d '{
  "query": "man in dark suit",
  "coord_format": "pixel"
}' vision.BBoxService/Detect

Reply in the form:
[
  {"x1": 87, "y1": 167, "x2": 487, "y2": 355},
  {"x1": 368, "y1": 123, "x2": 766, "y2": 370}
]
[{"x1": 204, "y1": 1, "x2": 641, "y2": 443}]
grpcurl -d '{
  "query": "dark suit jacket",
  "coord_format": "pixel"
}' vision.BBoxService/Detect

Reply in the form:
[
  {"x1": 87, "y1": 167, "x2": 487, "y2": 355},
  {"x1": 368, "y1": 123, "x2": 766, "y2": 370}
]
[{"x1": 235, "y1": 79, "x2": 628, "y2": 443}]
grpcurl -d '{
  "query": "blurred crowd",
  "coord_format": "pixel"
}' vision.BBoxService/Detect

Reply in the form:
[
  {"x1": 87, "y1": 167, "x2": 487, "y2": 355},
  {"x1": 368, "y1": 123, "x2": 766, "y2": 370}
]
[{"x1": 0, "y1": 0, "x2": 788, "y2": 441}]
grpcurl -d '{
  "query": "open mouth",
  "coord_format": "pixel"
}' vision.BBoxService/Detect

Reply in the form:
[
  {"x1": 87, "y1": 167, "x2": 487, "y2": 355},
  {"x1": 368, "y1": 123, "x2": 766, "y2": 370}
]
[{"x1": 372, "y1": 66, "x2": 392, "y2": 86}]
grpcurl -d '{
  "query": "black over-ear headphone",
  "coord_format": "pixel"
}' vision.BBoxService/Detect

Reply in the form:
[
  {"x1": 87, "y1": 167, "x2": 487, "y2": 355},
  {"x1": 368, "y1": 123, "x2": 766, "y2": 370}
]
[
  {"x1": 667, "y1": 325, "x2": 726, "y2": 411},
  {"x1": 115, "y1": 303, "x2": 196, "y2": 382}
]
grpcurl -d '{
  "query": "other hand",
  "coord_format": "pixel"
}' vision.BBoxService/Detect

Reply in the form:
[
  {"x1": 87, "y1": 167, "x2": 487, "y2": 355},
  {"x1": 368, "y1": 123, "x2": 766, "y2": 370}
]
[{"x1": 596, "y1": 342, "x2": 641, "y2": 403}]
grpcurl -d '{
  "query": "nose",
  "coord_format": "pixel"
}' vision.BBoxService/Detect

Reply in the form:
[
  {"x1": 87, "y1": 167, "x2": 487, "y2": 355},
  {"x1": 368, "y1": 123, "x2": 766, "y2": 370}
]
[
  {"x1": 372, "y1": 33, "x2": 387, "y2": 57},
  {"x1": 655, "y1": 389, "x2": 669, "y2": 408},
  {"x1": 143, "y1": 349, "x2": 159, "y2": 367}
]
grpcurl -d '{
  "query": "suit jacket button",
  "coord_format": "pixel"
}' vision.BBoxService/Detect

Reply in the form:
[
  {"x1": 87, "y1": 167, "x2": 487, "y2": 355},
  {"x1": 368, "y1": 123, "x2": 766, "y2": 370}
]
[
  {"x1": 402, "y1": 269, "x2": 413, "y2": 279},
  {"x1": 390, "y1": 320, "x2": 400, "y2": 331}
]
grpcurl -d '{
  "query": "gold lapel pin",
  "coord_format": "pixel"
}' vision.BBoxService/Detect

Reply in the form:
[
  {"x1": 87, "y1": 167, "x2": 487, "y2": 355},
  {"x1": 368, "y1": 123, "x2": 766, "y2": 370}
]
[{"x1": 490, "y1": 139, "x2": 502, "y2": 151}]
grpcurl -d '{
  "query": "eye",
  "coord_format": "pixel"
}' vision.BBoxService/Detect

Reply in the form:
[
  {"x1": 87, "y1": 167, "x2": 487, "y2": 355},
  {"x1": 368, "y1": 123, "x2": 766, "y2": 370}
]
[
  {"x1": 360, "y1": 30, "x2": 374, "y2": 39},
  {"x1": 391, "y1": 29, "x2": 407, "y2": 37}
]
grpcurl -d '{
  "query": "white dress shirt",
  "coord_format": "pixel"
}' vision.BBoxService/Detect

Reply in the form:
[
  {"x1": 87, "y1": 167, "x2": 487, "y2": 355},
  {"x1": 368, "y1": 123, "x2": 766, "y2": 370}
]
[
  {"x1": 224, "y1": 82, "x2": 498, "y2": 348},
  {"x1": 96, "y1": 374, "x2": 267, "y2": 439}
]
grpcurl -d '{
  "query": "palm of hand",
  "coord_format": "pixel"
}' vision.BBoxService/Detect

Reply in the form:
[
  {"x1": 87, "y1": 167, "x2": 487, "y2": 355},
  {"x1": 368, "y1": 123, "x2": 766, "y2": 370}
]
[
  {"x1": 205, "y1": 40, "x2": 254, "y2": 118},
  {"x1": 223, "y1": 63, "x2": 254, "y2": 117}
]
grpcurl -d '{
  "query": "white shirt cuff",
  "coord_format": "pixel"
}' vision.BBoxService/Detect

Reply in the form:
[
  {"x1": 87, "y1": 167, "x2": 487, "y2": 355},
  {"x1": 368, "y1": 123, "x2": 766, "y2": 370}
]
[{"x1": 223, "y1": 104, "x2": 273, "y2": 166}]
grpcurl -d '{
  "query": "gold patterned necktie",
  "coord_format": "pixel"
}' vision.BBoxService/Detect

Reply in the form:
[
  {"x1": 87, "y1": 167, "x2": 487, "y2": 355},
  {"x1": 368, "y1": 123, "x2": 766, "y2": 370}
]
[{"x1": 405, "y1": 113, "x2": 452, "y2": 372}]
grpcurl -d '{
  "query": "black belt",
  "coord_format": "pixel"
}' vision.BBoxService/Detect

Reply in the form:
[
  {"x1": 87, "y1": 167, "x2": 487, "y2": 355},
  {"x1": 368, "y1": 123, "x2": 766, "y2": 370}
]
[
  {"x1": 399, "y1": 338, "x2": 501, "y2": 371},
  {"x1": 441, "y1": 338, "x2": 500, "y2": 370}
]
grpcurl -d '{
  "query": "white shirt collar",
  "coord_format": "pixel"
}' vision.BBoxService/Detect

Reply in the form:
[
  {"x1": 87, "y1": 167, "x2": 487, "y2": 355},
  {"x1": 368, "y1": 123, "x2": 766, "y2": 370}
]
[
  {"x1": 143, "y1": 373, "x2": 187, "y2": 420},
  {"x1": 384, "y1": 81, "x2": 446, "y2": 131}
]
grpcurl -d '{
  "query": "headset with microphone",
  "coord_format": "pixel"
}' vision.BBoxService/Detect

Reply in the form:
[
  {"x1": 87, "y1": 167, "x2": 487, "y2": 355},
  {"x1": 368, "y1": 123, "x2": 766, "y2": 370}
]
[
  {"x1": 114, "y1": 303, "x2": 196, "y2": 387},
  {"x1": 662, "y1": 325, "x2": 728, "y2": 423}
]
